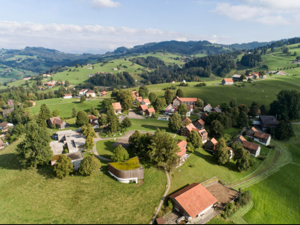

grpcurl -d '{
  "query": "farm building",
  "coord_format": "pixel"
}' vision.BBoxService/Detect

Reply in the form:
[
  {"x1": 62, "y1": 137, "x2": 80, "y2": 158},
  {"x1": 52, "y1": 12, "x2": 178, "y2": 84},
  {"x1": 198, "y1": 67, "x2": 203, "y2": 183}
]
[
  {"x1": 205, "y1": 138, "x2": 218, "y2": 151},
  {"x1": 48, "y1": 117, "x2": 68, "y2": 129},
  {"x1": 222, "y1": 78, "x2": 234, "y2": 85},
  {"x1": 141, "y1": 99, "x2": 151, "y2": 106},
  {"x1": 135, "y1": 97, "x2": 143, "y2": 104},
  {"x1": 194, "y1": 119, "x2": 205, "y2": 130},
  {"x1": 169, "y1": 183, "x2": 217, "y2": 220},
  {"x1": 182, "y1": 117, "x2": 192, "y2": 126},
  {"x1": 51, "y1": 152, "x2": 84, "y2": 170},
  {"x1": 181, "y1": 123, "x2": 198, "y2": 137},
  {"x1": 0, "y1": 122, "x2": 14, "y2": 131},
  {"x1": 86, "y1": 90, "x2": 96, "y2": 98},
  {"x1": 108, "y1": 157, "x2": 144, "y2": 184},
  {"x1": 79, "y1": 89, "x2": 88, "y2": 96},
  {"x1": 139, "y1": 105, "x2": 148, "y2": 115},
  {"x1": 101, "y1": 91, "x2": 107, "y2": 96},
  {"x1": 29, "y1": 100, "x2": 36, "y2": 106},
  {"x1": 173, "y1": 97, "x2": 197, "y2": 107},
  {"x1": 146, "y1": 108, "x2": 155, "y2": 116},
  {"x1": 165, "y1": 104, "x2": 177, "y2": 114},
  {"x1": 112, "y1": 102, "x2": 122, "y2": 114},
  {"x1": 259, "y1": 116, "x2": 279, "y2": 130},
  {"x1": 231, "y1": 74, "x2": 242, "y2": 81},
  {"x1": 64, "y1": 94, "x2": 73, "y2": 99},
  {"x1": 203, "y1": 104, "x2": 213, "y2": 112},
  {"x1": 213, "y1": 106, "x2": 222, "y2": 113},
  {"x1": 246, "y1": 127, "x2": 271, "y2": 146},
  {"x1": 234, "y1": 135, "x2": 261, "y2": 157}
]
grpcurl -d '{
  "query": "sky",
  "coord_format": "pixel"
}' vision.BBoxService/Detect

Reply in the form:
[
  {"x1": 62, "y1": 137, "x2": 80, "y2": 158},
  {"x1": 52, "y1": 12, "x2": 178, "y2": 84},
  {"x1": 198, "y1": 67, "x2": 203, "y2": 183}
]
[{"x1": 0, "y1": 0, "x2": 299, "y2": 54}]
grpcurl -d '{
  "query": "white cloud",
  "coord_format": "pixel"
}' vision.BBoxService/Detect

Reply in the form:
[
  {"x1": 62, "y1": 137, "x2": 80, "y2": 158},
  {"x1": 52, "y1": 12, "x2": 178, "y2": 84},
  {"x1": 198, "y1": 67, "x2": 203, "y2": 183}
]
[
  {"x1": 91, "y1": 0, "x2": 120, "y2": 8},
  {"x1": 0, "y1": 21, "x2": 230, "y2": 53}
]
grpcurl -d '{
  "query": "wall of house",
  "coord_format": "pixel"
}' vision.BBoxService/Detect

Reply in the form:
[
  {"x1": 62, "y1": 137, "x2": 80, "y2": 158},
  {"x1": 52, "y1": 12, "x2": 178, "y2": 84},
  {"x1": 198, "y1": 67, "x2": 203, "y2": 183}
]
[
  {"x1": 181, "y1": 128, "x2": 190, "y2": 137},
  {"x1": 108, "y1": 164, "x2": 144, "y2": 180}
]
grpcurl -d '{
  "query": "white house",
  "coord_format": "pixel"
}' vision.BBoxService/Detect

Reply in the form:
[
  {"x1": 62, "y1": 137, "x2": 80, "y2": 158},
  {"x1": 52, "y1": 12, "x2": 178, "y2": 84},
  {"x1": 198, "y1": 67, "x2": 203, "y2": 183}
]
[
  {"x1": 203, "y1": 104, "x2": 213, "y2": 112},
  {"x1": 79, "y1": 89, "x2": 88, "y2": 96},
  {"x1": 222, "y1": 78, "x2": 234, "y2": 85},
  {"x1": 141, "y1": 99, "x2": 151, "y2": 106},
  {"x1": 86, "y1": 90, "x2": 96, "y2": 98},
  {"x1": 112, "y1": 102, "x2": 122, "y2": 114},
  {"x1": 64, "y1": 94, "x2": 73, "y2": 99}
]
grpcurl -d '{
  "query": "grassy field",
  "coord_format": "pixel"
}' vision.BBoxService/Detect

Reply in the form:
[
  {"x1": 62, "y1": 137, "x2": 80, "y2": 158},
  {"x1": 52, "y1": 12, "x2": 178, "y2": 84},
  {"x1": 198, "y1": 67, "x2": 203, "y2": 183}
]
[
  {"x1": 0, "y1": 139, "x2": 167, "y2": 224},
  {"x1": 137, "y1": 52, "x2": 188, "y2": 66},
  {"x1": 96, "y1": 140, "x2": 117, "y2": 159}
]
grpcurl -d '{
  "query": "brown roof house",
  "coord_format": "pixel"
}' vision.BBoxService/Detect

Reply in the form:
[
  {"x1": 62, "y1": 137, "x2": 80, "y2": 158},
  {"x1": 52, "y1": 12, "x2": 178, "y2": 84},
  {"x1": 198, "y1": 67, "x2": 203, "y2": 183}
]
[
  {"x1": 48, "y1": 117, "x2": 68, "y2": 129},
  {"x1": 0, "y1": 122, "x2": 14, "y2": 131},
  {"x1": 86, "y1": 90, "x2": 96, "y2": 98},
  {"x1": 112, "y1": 102, "x2": 122, "y2": 114},
  {"x1": 177, "y1": 140, "x2": 188, "y2": 166},
  {"x1": 169, "y1": 183, "x2": 217, "y2": 220},
  {"x1": 101, "y1": 91, "x2": 107, "y2": 96},
  {"x1": 139, "y1": 105, "x2": 148, "y2": 115},
  {"x1": 234, "y1": 135, "x2": 261, "y2": 157},
  {"x1": 173, "y1": 97, "x2": 197, "y2": 107},
  {"x1": 222, "y1": 78, "x2": 234, "y2": 85},
  {"x1": 246, "y1": 127, "x2": 271, "y2": 146},
  {"x1": 135, "y1": 97, "x2": 143, "y2": 104},
  {"x1": 146, "y1": 108, "x2": 155, "y2": 116},
  {"x1": 198, "y1": 129, "x2": 208, "y2": 144},
  {"x1": 194, "y1": 119, "x2": 205, "y2": 130},
  {"x1": 182, "y1": 117, "x2": 192, "y2": 126},
  {"x1": 108, "y1": 157, "x2": 144, "y2": 184},
  {"x1": 141, "y1": 99, "x2": 151, "y2": 106},
  {"x1": 204, "y1": 138, "x2": 218, "y2": 152},
  {"x1": 259, "y1": 116, "x2": 279, "y2": 130},
  {"x1": 181, "y1": 123, "x2": 198, "y2": 137}
]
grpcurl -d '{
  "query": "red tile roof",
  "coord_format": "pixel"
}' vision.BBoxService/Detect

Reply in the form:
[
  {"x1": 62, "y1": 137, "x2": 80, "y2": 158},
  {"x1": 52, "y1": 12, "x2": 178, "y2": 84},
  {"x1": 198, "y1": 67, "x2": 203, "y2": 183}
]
[
  {"x1": 250, "y1": 127, "x2": 258, "y2": 132},
  {"x1": 136, "y1": 97, "x2": 143, "y2": 102},
  {"x1": 143, "y1": 99, "x2": 151, "y2": 104},
  {"x1": 89, "y1": 115, "x2": 98, "y2": 120},
  {"x1": 177, "y1": 140, "x2": 187, "y2": 157},
  {"x1": 146, "y1": 108, "x2": 155, "y2": 113},
  {"x1": 210, "y1": 138, "x2": 218, "y2": 145},
  {"x1": 112, "y1": 102, "x2": 122, "y2": 110},
  {"x1": 185, "y1": 123, "x2": 198, "y2": 132},
  {"x1": 223, "y1": 78, "x2": 233, "y2": 82},
  {"x1": 101, "y1": 91, "x2": 107, "y2": 95},
  {"x1": 139, "y1": 105, "x2": 148, "y2": 111},
  {"x1": 198, "y1": 129, "x2": 207, "y2": 137},
  {"x1": 197, "y1": 119, "x2": 205, "y2": 126},
  {"x1": 182, "y1": 117, "x2": 192, "y2": 123},
  {"x1": 169, "y1": 183, "x2": 217, "y2": 218},
  {"x1": 243, "y1": 141, "x2": 260, "y2": 151},
  {"x1": 177, "y1": 97, "x2": 198, "y2": 102}
]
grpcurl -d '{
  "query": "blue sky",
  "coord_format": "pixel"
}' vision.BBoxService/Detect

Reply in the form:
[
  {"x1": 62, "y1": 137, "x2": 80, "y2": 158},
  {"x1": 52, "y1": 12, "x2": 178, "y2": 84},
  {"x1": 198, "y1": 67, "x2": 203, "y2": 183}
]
[{"x1": 0, "y1": 0, "x2": 299, "y2": 53}]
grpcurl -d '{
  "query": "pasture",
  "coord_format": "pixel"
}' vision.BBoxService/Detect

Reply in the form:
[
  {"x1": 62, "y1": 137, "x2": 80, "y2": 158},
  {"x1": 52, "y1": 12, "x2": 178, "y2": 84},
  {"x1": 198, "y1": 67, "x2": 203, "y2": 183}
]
[{"x1": 0, "y1": 141, "x2": 167, "y2": 224}]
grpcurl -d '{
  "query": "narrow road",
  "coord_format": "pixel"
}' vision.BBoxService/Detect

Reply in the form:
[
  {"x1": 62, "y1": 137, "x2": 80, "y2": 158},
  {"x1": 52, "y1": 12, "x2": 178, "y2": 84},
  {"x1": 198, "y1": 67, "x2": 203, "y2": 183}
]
[{"x1": 150, "y1": 166, "x2": 171, "y2": 224}]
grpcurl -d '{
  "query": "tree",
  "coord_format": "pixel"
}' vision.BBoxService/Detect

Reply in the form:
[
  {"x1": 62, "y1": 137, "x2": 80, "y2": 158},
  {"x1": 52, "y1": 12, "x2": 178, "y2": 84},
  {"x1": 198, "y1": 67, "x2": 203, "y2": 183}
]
[
  {"x1": 220, "y1": 103, "x2": 230, "y2": 112},
  {"x1": 76, "y1": 111, "x2": 89, "y2": 127},
  {"x1": 79, "y1": 155, "x2": 101, "y2": 176},
  {"x1": 164, "y1": 89, "x2": 175, "y2": 105},
  {"x1": 54, "y1": 155, "x2": 74, "y2": 178},
  {"x1": 214, "y1": 138, "x2": 229, "y2": 165},
  {"x1": 112, "y1": 145, "x2": 129, "y2": 162},
  {"x1": 168, "y1": 112, "x2": 182, "y2": 131},
  {"x1": 260, "y1": 105, "x2": 266, "y2": 115},
  {"x1": 109, "y1": 116, "x2": 119, "y2": 133},
  {"x1": 81, "y1": 124, "x2": 96, "y2": 138},
  {"x1": 139, "y1": 85, "x2": 149, "y2": 98},
  {"x1": 80, "y1": 95, "x2": 86, "y2": 103},
  {"x1": 176, "y1": 89, "x2": 184, "y2": 97},
  {"x1": 195, "y1": 99, "x2": 203, "y2": 107},
  {"x1": 275, "y1": 121, "x2": 295, "y2": 141},
  {"x1": 121, "y1": 117, "x2": 132, "y2": 129},
  {"x1": 217, "y1": 112, "x2": 230, "y2": 129},
  {"x1": 186, "y1": 142, "x2": 195, "y2": 153},
  {"x1": 177, "y1": 104, "x2": 188, "y2": 116},
  {"x1": 65, "y1": 80, "x2": 70, "y2": 87},
  {"x1": 16, "y1": 123, "x2": 53, "y2": 168},
  {"x1": 90, "y1": 105, "x2": 99, "y2": 117},
  {"x1": 232, "y1": 142, "x2": 251, "y2": 172},
  {"x1": 238, "y1": 104, "x2": 248, "y2": 114},
  {"x1": 102, "y1": 98, "x2": 115, "y2": 109},
  {"x1": 99, "y1": 114, "x2": 108, "y2": 126},
  {"x1": 149, "y1": 92, "x2": 156, "y2": 103},
  {"x1": 187, "y1": 130, "x2": 202, "y2": 148},
  {"x1": 153, "y1": 98, "x2": 166, "y2": 111},
  {"x1": 117, "y1": 90, "x2": 133, "y2": 111},
  {"x1": 112, "y1": 88, "x2": 119, "y2": 97},
  {"x1": 52, "y1": 109, "x2": 60, "y2": 117},
  {"x1": 238, "y1": 111, "x2": 248, "y2": 128},
  {"x1": 230, "y1": 98, "x2": 236, "y2": 108},
  {"x1": 37, "y1": 104, "x2": 51, "y2": 127},
  {"x1": 249, "y1": 102, "x2": 259, "y2": 116},
  {"x1": 240, "y1": 74, "x2": 247, "y2": 81},
  {"x1": 94, "y1": 87, "x2": 99, "y2": 94},
  {"x1": 209, "y1": 120, "x2": 224, "y2": 138},
  {"x1": 84, "y1": 136, "x2": 94, "y2": 151},
  {"x1": 259, "y1": 70, "x2": 265, "y2": 78},
  {"x1": 72, "y1": 107, "x2": 77, "y2": 118}
]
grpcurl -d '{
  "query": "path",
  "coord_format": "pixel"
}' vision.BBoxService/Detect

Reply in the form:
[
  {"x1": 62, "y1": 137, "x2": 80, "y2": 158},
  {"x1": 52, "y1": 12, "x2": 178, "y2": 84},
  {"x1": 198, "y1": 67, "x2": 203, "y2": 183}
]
[
  {"x1": 150, "y1": 166, "x2": 171, "y2": 224},
  {"x1": 128, "y1": 109, "x2": 145, "y2": 119}
]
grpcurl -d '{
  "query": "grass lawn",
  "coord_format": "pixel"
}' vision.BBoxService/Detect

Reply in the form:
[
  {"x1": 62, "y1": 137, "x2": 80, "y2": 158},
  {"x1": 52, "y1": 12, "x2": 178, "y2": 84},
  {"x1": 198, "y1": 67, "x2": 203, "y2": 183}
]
[
  {"x1": 96, "y1": 140, "x2": 117, "y2": 159},
  {"x1": 129, "y1": 118, "x2": 170, "y2": 132},
  {"x1": 0, "y1": 140, "x2": 167, "y2": 224}
]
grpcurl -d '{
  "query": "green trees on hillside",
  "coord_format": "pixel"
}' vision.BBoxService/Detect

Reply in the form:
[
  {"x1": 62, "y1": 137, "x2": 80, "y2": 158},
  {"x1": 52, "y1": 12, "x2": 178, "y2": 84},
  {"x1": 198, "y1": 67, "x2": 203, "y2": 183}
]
[
  {"x1": 54, "y1": 155, "x2": 74, "y2": 179},
  {"x1": 168, "y1": 112, "x2": 182, "y2": 132},
  {"x1": 79, "y1": 155, "x2": 101, "y2": 176},
  {"x1": 164, "y1": 89, "x2": 175, "y2": 105},
  {"x1": 149, "y1": 92, "x2": 156, "y2": 103},
  {"x1": 232, "y1": 142, "x2": 251, "y2": 172},
  {"x1": 76, "y1": 111, "x2": 89, "y2": 127},
  {"x1": 214, "y1": 138, "x2": 229, "y2": 165},
  {"x1": 139, "y1": 85, "x2": 149, "y2": 98},
  {"x1": 37, "y1": 104, "x2": 51, "y2": 128},
  {"x1": 112, "y1": 145, "x2": 129, "y2": 162}
]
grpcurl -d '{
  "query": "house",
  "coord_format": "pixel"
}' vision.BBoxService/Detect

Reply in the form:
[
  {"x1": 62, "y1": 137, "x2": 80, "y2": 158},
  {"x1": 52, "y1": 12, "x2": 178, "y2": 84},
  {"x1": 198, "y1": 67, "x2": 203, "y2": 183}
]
[
  {"x1": 63, "y1": 94, "x2": 73, "y2": 99},
  {"x1": 246, "y1": 127, "x2": 271, "y2": 146},
  {"x1": 2, "y1": 109, "x2": 14, "y2": 117},
  {"x1": 89, "y1": 115, "x2": 99, "y2": 129},
  {"x1": 51, "y1": 152, "x2": 84, "y2": 170},
  {"x1": 172, "y1": 81, "x2": 176, "y2": 84},
  {"x1": 201, "y1": 113, "x2": 208, "y2": 120},
  {"x1": 198, "y1": 129, "x2": 208, "y2": 143},
  {"x1": 234, "y1": 135, "x2": 261, "y2": 157},
  {"x1": 182, "y1": 117, "x2": 192, "y2": 126},
  {"x1": 169, "y1": 183, "x2": 217, "y2": 219},
  {"x1": 222, "y1": 78, "x2": 234, "y2": 85},
  {"x1": 139, "y1": 105, "x2": 148, "y2": 115},
  {"x1": 204, "y1": 138, "x2": 218, "y2": 151},
  {"x1": 48, "y1": 117, "x2": 68, "y2": 129},
  {"x1": 135, "y1": 97, "x2": 143, "y2": 104},
  {"x1": 101, "y1": 91, "x2": 107, "y2": 96},
  {"x1": 0, "y1": 122, "x2": 14, "y2": 131},
  {"x1": 113, "y1": 68, "x2": 118, "y2": 71},
  {"x1": 112, "y1": 102, "x2": 122, "y2": 114},
  {"x1": 213, "y1": 106, "x2": 222, "y2": 113},
  {"x1": 194, "y1": 119, "x2": 205, "y2": 130},
  {"x1": 132, "y1": 91, "x2": 139, "y2": 98},
  {"x1": 108, "y1": 157, "x2": 144, "y2": 183},
  {"x1": 165, "y1": 104, "x2": 177, "y2": 115},
  {"x1": 173, "y1": 97, "x2": 197, "y2": 107},
  {"x1": 177, "y1": 140, "x2": 188, "y2": 165},
  {"x1": 7, "y1": 99, "x2": 14, "y2": 108},
  {"x1": 43, "y1": 74, "x2": 51, "y2": 77},
  {"x1": 186, "y1": 105, "x2": 194, "y2": 117},
  {"x1": 260, "y1": 116, "x2": 279, "y2": 130},
  {"x1": 23, "y1": 77, "x2": 31, "y2": 80},
  {"x1": 203, "y1": 104, "x2": 213, "y2": 113},
  {"x1": 141, "y1": 99, "x2": 151, "y2": 106},
  {"x1": 232, "y1": 74, "x2": 242, "y2": 81},
  {"x1": 79, "y1": 89, "x2": 88, "y2": 96},
  {"x1": 146, "y1": 108, "x2": 156, "y2": 116},
  {"x1": 86, "y1": 90, "x2": 96, "y2": 98},
  {"x1": 29, "y1": 100, "x2": 36, "y2": 106},
  {"x1": 181, "y1": 123, "x2": 198, "y2": 137}
]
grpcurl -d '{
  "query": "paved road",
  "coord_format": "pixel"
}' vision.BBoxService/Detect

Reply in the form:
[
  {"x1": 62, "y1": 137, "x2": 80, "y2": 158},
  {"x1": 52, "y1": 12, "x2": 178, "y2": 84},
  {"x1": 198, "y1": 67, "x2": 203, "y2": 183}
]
[{"x1": 128, "y1": 109, "x2": 145, "y2": 119}]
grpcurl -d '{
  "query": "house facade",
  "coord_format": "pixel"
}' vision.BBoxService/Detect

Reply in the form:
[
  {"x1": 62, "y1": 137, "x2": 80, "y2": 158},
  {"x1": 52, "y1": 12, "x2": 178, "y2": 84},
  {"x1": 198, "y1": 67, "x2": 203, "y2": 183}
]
[
  {"x1": 234, "y1": 135, "x2": 261, "y2": 157},
  {"x1": 222, "y1": 78, "x2": 234, "y2": 85},
  {"x1": 177, "y1": 140, "x2": 188, "y2": 166},
  {"x1": 165, "y1": 104, "x2": 177, "y2": 114},
  {"x1": 48, "y1": 117, "x2": 68, "y2": 129},
  {"x1": 146, "y1": 108, "x2": 155, "y2": 116},
  {"x1": 112, "y1": 102, "x2": 122, "y2": 114},
  {"x1": 181, "y1": 123, "x2": 198, "y2": 137},
  {"x1": 64, "y1": 94, "x2": 73, "y2": 99},
  {"x1": 139, "y1": 105, "x2": 148, "y2": 115},
  {"x1": 204, "y1": 138, "x2": 217, "y2": 151},
  {"x1": 198, "y1": 129, "x2": 208, "y2": 144},
  {"x1": 141, "y1": 99, "x2": 151, "y2": 106},
  {"x1": 194, "y1": 119, "x2": 205, "y2": 130},
  {"x1": 203, "y1": 104, "x2": 213, "y2": 112},
  {"x1": 51, "y1": 152, "x2": 84, "y2": 170},
  {"x1": 247, "y1": 127, "x2": 271, "y2": 146},
  {"x1": 173, "y1": 97, "x2": 197, "y2": 107},
  {"x1": 79, "y1": 89, "x2": 88, "y2": 96},
  {"x1": 86, "y1": 90, "x2": 96, "y2": 98},
  {"x1": 89, "y1": 115, "x2": 99, "y2": 129}
]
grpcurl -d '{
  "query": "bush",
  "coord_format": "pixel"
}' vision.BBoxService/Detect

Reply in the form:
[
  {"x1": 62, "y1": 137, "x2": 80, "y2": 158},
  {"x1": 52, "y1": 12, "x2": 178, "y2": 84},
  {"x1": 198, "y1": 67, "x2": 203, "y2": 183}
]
[
  {"x1": 267, "y1": 144, "x2": 276, "y2": 149},
  {"x1": 249, "y1": 158, "x2": 257, "y2": 166},
  {"x1": 168, "y1": 200, "x2": 173, "y2": 209},
  {"x1": 258, "y1": 156, "x2": 267, "y2": 161},
  {"x1": 193, "y1": 108, "x2": 200, "y2": 113}
]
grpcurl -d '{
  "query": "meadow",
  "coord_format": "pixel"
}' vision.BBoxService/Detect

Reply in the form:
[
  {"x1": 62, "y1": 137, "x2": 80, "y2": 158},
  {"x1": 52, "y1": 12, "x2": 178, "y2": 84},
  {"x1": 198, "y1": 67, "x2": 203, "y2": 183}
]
[{"x1": 0, "y1": 140, "x2": 167, "y2": 224}]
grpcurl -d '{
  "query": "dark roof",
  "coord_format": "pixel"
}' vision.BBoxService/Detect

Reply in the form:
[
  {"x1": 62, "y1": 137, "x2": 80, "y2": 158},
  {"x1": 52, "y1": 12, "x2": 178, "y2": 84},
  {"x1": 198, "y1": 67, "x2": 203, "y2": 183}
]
[
  {"x1": 0, "y1": 122, "x2": 9, "y2": 128},
  {"x1": 2, "y1": 109, "x2": 13, "y2": 117},
  {"x1": 49, "y1": 117, "x2": 64, "y2": 125},
  {"x1": 156, "y1": 217, "x2": 166, "y2": 225},
  {"x1": 66, "y1": 152, "x2": 83, "y2": 161},
  {"x1": 254, "y1": 132, "x2": 270, "y2": 140},
  {"x1": 260, "y1": 116, "x2": 279, "y2": 126},
  {"x1": 243, "y1": 141, "x2": 260, "y2": 151}
]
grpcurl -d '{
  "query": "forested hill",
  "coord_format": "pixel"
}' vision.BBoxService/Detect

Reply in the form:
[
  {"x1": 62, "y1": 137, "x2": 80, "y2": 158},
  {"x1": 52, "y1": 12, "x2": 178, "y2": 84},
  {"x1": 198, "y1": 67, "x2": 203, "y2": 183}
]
[{"x1": 0, "y1": 47, "x2": 102, "y2": 74}]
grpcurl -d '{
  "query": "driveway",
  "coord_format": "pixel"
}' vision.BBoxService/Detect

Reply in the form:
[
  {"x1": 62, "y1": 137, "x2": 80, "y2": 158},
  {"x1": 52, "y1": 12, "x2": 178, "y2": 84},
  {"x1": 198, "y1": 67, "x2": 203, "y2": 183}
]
[{"x1": 128, "y1": 109, "x2": 146, "y2": 119}]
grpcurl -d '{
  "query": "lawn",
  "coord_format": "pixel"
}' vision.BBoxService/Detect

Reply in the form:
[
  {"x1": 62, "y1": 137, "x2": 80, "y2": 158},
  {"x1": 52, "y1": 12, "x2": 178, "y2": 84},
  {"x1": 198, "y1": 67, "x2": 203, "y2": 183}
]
[
  {"x1": 0, "y1": 140, "x2": 167, "y2": 224},
  {"x1": 96, "y1": 140, "x2": 117, "y2": 159},
  {"x1": 129, "y1": 118, "x2": 170, "y2": 132}
]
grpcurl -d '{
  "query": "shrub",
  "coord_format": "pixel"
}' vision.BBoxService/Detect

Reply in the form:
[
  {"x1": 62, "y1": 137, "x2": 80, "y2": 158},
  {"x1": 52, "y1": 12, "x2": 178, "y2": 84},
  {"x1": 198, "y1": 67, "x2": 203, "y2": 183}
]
[
  {"x1": 258, "y1": 156, "x2": 267, "y2": 161},
  {"x1": 168, "y1": 200, "x2": 173, "y2": 209},
  {"x1": 193, "y1": 108, "x2": 200, "y2": 113},
  {"x1": 249, "y1": 158, "x2": 257, "y2": 166}
]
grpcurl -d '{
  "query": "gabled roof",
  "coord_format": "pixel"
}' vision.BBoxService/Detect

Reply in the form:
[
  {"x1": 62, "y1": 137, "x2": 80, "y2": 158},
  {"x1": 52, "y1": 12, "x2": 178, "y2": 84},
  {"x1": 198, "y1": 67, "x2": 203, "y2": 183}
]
[
  {"x1": 204, "y1": 104, "x2": 212, "y2": 108},
  {"x1": 89, "y1": 115, "x2": 98, "y2": 120},
  {"x1": 139, "y1": 105, "x2": 148, "y2": 111},
  {"x1": 136, "y1": 97, "x2": 143, "y2": 102},
  {"x1": 0, "y1": 122, "x2": 9, "y2": 128},
  {"x1": 143, "y1": 99, "x2": 151, "y2": 104},
  {"x1": 254, "y1": 132, "x2": 270, "y2": 140},
  {"x1": 198, "y1": 129, "x2": 207, "y2": 137},
  {"x1": 197, "y1": 119, "x2": 205, "y2": 126},
  {"x1": 249, "y1": 127, "x2": 258, "y2": 132},
  {"x1": 169, "y1": 183, "x2": 217, "y2": 218},
  {"x1": 210, "y1": 138, "x2": 218, "y2": 145},
  {"x1": 146, "y1": 108, "x2": 155, "y2": 113},
  {"x1": 175, "y1": 96, "x2": 197, "y2": 102},
  {"x1": 79, "y1": 89, "x2": 88, "y2": 93},
  {"x1": 223, "y1": 78, "x2": 233, "y2": 82},
  {"x1": 185, "y1": 123, "x2": 198, "y2": 132},
  {"x1": 243, "y1": 141, "x2": 260, "y2": 151},
  {"x1": 86, "y1": 90, "x2": 95, "y2": 94},
  {"x1": 182, "y1": 117, "x2": 192, "y2": 123},
  {"x1": 101, "y1": 91, "x2": 107, "y2": 95},
  {"x1": 49, "y1": 117, "x2": 64, "y2": 125},
  {"x1": 177, "y1": 140, "x2": 188, "y2": 157},
  {"x1": 112, "y1": 102, "x2": 122, "y2": 110}
]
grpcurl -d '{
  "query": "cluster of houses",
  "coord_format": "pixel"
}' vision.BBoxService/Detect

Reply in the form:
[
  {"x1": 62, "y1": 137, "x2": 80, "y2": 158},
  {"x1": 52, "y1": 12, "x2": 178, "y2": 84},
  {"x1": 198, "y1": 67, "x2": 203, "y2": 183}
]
[
  {"x1": 221, "y1": 72, "x2": 268, "y2": 85},
  {"x1": 165, "y1": 97, "x2": 197, "y2": 117}
]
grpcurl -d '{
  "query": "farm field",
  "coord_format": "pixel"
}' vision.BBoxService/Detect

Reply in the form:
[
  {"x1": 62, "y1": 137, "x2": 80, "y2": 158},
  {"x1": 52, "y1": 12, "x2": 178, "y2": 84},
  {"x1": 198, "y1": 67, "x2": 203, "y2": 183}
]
[
  {"x1": 0, "y1": 141, "x2": 167, "y2": 224},
  {"x1": 137, "y1": 52, "x2": 188, "y2": 66}
]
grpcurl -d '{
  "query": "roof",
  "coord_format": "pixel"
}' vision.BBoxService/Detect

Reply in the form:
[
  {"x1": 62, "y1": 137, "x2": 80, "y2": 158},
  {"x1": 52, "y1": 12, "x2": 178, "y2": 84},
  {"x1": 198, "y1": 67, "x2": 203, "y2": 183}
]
[
  {"x1": 249, "y1": 127, "x2": 258, "y2": 132},
  {"x1": 29, "y1": 100, "x2": 35, "y2": 103},
  {"x1": 201, "y1": 113, "x2": 208, "y2": 119},
  {"x1": 223, "y1": 78, "x2": 233, "y2": 82},
  {"x1": 197, "y1": 119, "x2": 205, "y2": 126},
  {"x1": 238, "y1": 135, "x2": 247, "y2": 142},
  {"x1": 89, "y1": 115, "x2": 98, "y2": 120},
  {"x1": 139, "y1": 105, "x2": 148, "y2": 111},
  {"x1": 198, "y1": 129, "x2": 207, "y2": 137},
  {"x1": 204, "y1": 104, "x2": 212, "y2": 108},
  {"x1": 101, "y1": 91, "x2": 107, "y2": 95},
  {"x1": 182, "y1": 117, "x2": 192, "y2": 123},
  {"x1": 112, "y1": 102, "x2": 122, "y2": 111},
  {"x1": 0, "y1": 122, "x2": 9, "y2": 128},
  {"x1": 176, "y1": 97, "x2": 197, "y2": 102},
  {"x1": 86, "y1": 90, "x2": 95, "y2": 94},
  {"x1": 146, "y1": 108, "x2": 155, "y2": 113},
  {"x1": 66, "y1": 152, "x2": 84, "y2": 161},
  {"x1": 109, "y1": 157, "x2": 141, "y2": 171},
  {"x1": 64, "y1": 94, "x2": 72, "y2": 97},
  {"x1": 136, "y1": 97, "x2": 143, "y2": 102},
  {"x1": 169, "y1": 183, "x2": 217, "y2": 218},
  {"x1": 232, "y1": 74, "x2": 241, "y2": 78},
  {"x1": 210, "y1": 138, "x2": 218, "y2": 145},
  {"x1": 177, "y1": 140, "x2": 188, "y2": 157},
  {"x1": 143, "y1": 99, "x2": 151, "y2": 104},
  {"x1": 260, "y1": 116, "x2": 279, "y2": 126},
  {"x1": 49, "y1": 117, "x2": 64, "y2": 125},
  {"x1": 254, "y1": 132, "x2": 270, "y2": 140},
  {"x1": 243, "y1": 141, "x2": 260, "y2": 151},
  {"x1": 156, "y1": 217, "x2": 166, "y2": 225},
  {"x1": 79, "y1": 89, "x2": 88, "y2": 93},
  {"x1": 185, "y1": 123, "x2": 198, "y2": 132}
]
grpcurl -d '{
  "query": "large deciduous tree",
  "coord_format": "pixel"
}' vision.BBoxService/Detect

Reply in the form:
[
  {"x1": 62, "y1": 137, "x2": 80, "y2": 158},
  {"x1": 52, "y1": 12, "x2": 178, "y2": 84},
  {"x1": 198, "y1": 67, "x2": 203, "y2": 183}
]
[
  {"x1": 76, "y1": 111, "x2": 89, "y2": 127},
  {"x1": 176, "y1": 89, "x2": 184, "y2": 97},
  {"x1": 168, "y1": 112, "x2": 182, "y2": 132},
  {"x1": 164, "y1": 89, "x2": 175, "y2": 105},
  {"x1": 153, "y1": 97, "x2": 166, "y2": 111},
  {"x1": 149, "y1": 92, "x2": 156, "y2": 103},
  {"x1": 139, "y1": 86, "x2": 149, "y2": 98},
  {"x1": 187, "y1": 130, "x2": 202, "y2": 148},
  {"x1": 37, "y1": 104, "x2": 51, "y2": 127},
  {"x1": 79, "y1": 155, "x2": 101, "y2": 176},
  {"x1": 232, "y1": 142, "x2": 251, "y2": 172},
  {"x1": 177, "y1": 104, "x2": 188, "y2": 116},
  {"x1": 112, "y1": 145, "x2": 129, "y2": 162},
  {"x1": 209, "y1": 120, "x2": 224, "y2": 138},
  {"x1": 214, "y1": 138, "x2": 229, "y2": 165},
  {"x1": 54, "y1": 155, "x2": 74, "y2": 179}
]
